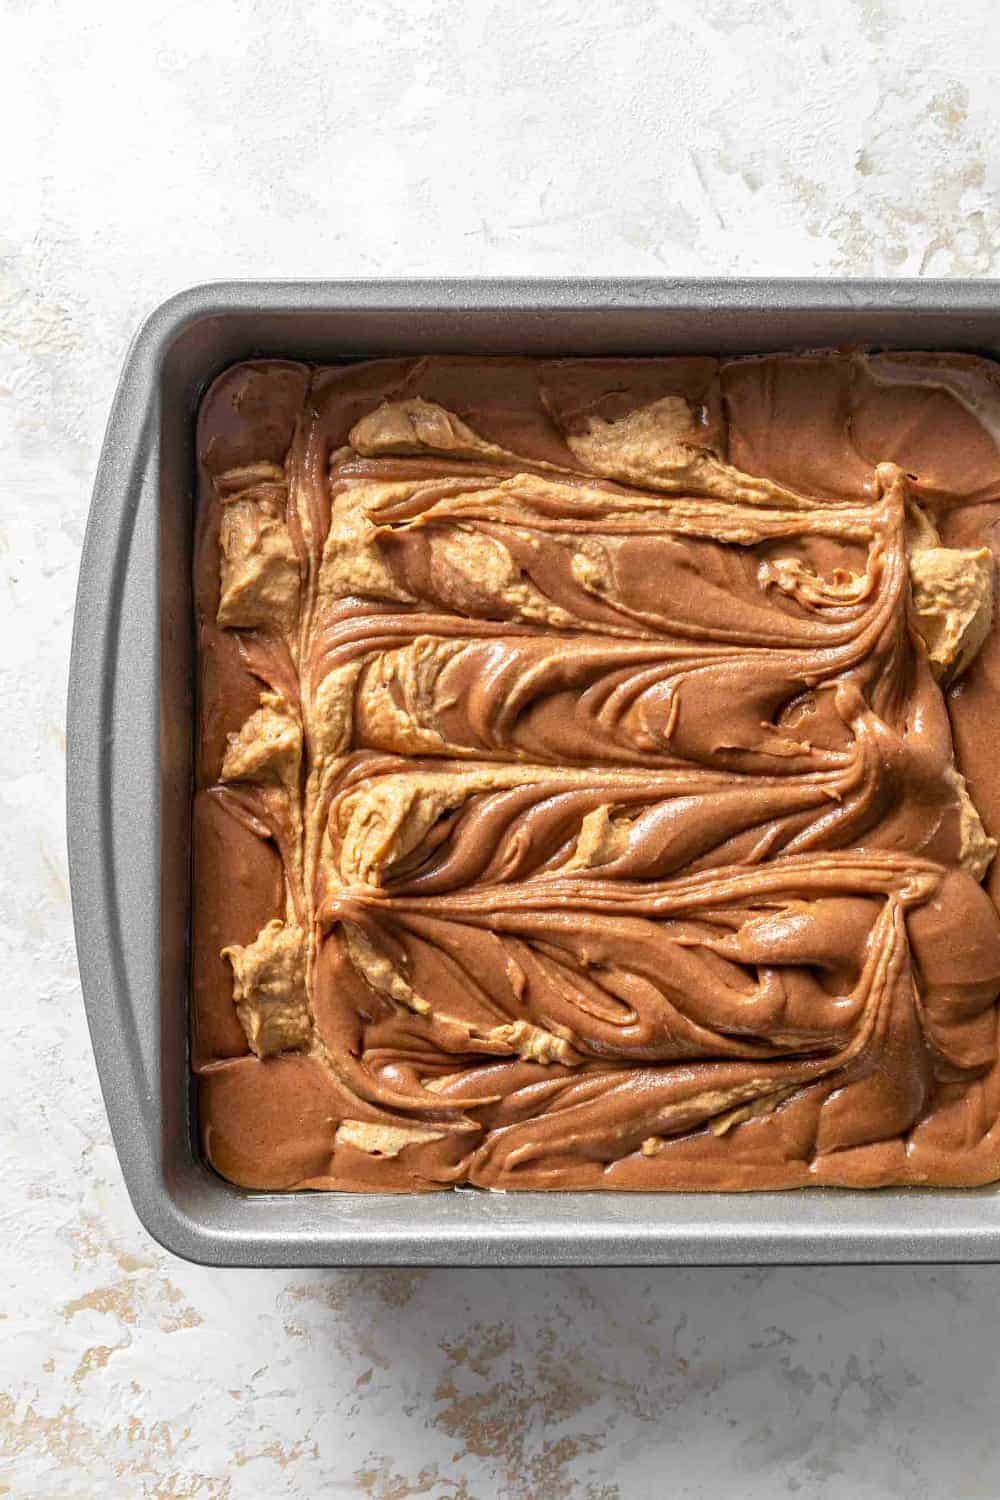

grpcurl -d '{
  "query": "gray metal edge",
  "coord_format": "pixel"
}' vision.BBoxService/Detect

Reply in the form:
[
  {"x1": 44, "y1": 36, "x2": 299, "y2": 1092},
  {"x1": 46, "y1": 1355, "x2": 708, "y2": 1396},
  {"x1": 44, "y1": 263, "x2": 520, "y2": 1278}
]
[
  {"x1": 67, "y1": 310, "x2": 163, "y2": 1247},
  {"x1": 68, "y1": 276, "x2": 1000, "y2": 1267}
]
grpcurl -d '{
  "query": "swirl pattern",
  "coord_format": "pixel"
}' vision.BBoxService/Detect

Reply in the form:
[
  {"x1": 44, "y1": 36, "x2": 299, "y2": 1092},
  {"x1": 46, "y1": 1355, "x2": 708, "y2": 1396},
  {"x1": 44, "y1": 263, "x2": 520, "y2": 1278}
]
[{"x1": 193, "y1": 352, "x2": 1000, "y2": 1190}]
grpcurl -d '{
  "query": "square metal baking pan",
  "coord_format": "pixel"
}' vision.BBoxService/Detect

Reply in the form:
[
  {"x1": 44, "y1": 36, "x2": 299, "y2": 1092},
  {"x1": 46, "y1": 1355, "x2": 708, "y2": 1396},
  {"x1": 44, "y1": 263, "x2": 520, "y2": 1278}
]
[{"x1": 68, "y1": 277, "x2": 1000, "y2": 1266}]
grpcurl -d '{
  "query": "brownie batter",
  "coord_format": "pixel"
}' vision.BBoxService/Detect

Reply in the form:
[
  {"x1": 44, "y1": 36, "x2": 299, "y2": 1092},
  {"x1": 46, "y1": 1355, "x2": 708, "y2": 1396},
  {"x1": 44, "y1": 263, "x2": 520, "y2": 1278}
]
[{"x1": 193, "y1": 352, "x2": 1000, "y2": 1191}]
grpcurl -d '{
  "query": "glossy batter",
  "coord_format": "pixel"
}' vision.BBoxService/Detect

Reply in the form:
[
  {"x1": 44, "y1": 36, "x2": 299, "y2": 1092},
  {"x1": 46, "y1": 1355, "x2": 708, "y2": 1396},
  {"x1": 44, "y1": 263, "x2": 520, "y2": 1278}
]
[{"x1": 193, "y1": 352, "x2": 1000, "y2": 1191}]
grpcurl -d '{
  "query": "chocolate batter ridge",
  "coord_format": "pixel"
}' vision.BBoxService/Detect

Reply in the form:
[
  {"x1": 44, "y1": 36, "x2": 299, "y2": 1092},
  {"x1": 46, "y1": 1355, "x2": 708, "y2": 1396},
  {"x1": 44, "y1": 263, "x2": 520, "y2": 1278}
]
[{"x1": 194, "y1": 352, "x2": 1000, "y2": 1191}]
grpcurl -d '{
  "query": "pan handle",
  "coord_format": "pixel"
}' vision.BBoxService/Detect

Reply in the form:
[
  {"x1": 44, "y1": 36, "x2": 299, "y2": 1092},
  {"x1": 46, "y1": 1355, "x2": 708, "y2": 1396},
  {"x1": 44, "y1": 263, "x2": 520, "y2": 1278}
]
[{"x1": 67, "y1": 324, "x2": 166, "y2": 1225}]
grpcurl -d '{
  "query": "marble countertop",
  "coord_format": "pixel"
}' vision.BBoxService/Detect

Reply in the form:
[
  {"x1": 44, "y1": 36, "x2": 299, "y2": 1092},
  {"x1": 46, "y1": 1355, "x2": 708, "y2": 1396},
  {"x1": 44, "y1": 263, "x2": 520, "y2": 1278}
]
[{"x1": 4, "y1": 1, "x2": 1000, "y2": 1494}]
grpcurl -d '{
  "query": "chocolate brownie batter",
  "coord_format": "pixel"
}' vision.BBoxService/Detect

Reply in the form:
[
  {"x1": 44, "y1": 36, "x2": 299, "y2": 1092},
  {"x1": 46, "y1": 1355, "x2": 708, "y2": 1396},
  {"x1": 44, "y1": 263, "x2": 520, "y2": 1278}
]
[{"x1": 193, "y1": 352, "x2": 1000, "y2": 1191}]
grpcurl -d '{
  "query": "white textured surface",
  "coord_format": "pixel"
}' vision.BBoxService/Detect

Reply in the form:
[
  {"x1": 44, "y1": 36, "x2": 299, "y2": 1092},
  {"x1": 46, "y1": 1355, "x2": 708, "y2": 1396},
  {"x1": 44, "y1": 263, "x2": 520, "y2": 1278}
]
[{"x1": 3, "y1": 0, "x2": 1000, "y2": 1494}]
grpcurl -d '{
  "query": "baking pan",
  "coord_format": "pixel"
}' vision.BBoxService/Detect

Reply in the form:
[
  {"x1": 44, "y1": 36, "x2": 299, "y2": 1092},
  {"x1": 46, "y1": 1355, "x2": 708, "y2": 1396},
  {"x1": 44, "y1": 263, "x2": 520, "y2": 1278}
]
[{"x1": 68, "y1": 277, "x2": 1000, "y2": 1266}]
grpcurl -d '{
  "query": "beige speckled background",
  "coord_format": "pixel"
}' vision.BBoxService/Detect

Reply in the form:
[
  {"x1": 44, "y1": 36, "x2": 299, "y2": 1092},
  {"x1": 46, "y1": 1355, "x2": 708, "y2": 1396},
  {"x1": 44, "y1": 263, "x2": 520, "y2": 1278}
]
[{"x1": 3, "y1": 1, "x2": 1000, "y2": 1495}]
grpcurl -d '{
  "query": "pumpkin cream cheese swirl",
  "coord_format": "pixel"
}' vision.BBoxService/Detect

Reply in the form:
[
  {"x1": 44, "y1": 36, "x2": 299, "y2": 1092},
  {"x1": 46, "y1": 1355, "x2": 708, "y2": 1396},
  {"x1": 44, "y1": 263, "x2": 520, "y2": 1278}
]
[{"x1": 193, "y1": 352, "x2": 1000, "y2": 1191}]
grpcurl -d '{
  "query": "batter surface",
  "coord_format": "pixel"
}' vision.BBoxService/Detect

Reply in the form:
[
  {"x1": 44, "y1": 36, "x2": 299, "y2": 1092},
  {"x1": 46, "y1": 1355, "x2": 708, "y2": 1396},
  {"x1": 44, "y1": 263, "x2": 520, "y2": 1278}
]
[{"x1": 193, "y1": 352, "x2": 1000, "y2": 1191}]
